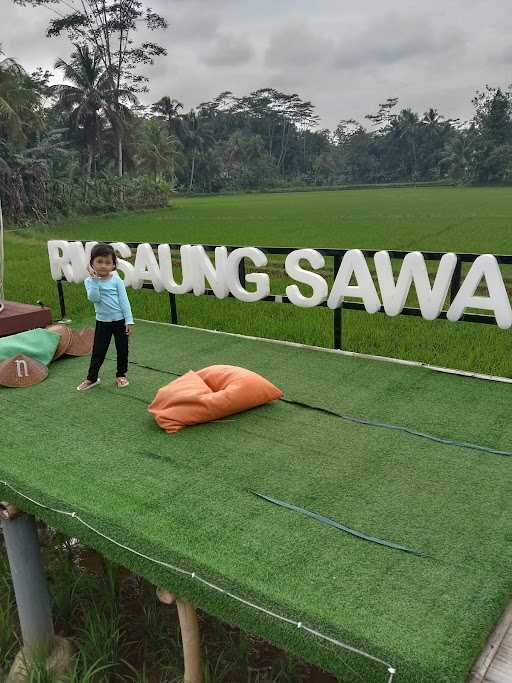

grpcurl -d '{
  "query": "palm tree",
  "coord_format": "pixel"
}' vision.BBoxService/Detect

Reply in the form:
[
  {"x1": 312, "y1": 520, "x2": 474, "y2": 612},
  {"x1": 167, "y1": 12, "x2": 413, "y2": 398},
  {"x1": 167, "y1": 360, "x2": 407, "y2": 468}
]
[
  {"x1": 441, "y1": 136, "x2": 470, "y2": 182},
  {"x1": 53, "y1": 45, "x2": 116, "y2": 180},
  {"x1": 0, "y1": 47, "x2": 51, "y2": 224},
  {"x1": 179, "y1": 111, "x2": 214, "y2": 192},
  {"x1": 0, "y1": 53, "x2": 25, "y2": 141},
  {"x1": 0, "y1": 47, "x2": 43, "y2": 143},
  {"x1": 151, "y1": 96, "x2": 183, "y2": 137},
  {"x1": 397, "y1": 108, "x2": 420, "y2": 182},
  {"x1": 422, "y1": 108, "x2": 442, "y2": 128},
  {"x1": 0, "y1": 49, "x2": 24, "y2": 225},
  {"x1": 139, "y1": 119, "x2": 183, "y2": 184}
]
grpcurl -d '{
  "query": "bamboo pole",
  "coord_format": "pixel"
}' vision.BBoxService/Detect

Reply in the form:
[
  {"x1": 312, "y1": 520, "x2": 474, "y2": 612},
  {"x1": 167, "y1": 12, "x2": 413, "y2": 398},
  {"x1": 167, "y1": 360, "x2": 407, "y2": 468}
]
[{"x1": 157, "y1": 588, "x2": 203, "y2": 683}]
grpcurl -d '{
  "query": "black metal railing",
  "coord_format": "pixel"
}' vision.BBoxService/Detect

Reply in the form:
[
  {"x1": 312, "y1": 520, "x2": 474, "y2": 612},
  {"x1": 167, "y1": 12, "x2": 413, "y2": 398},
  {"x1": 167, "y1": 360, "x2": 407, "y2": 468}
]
[{"x1": 55, "y1": 242, "x2": 512, "y2": 350}]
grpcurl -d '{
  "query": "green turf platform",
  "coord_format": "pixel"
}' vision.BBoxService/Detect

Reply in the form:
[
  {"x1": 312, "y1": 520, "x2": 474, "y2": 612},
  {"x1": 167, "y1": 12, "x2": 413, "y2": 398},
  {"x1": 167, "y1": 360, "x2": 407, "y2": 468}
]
[{"x1": 1, "y1": 320, "x2": 511, "y2": 683}]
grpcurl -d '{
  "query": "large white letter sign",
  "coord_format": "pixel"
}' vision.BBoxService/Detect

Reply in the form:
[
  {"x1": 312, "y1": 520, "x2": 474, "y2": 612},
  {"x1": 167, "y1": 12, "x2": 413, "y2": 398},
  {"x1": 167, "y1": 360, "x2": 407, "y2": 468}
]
[
  {"x1": 226, "y1": 247, "x2": 270, "y2": 302},
  {"x1": 285, "y1": 249, "x2": 328, "y2": 308},
  {"x1": 157, "y1": 244, "x2": 194, "y2": 295},
  {"x1": 327, "y1": 249, "x2": 381, "y2": 312},
  {"x1": 447, "y1": 254, "x2": 512, "y2": 329},
  {"x1": 131, "y1": 243, "x2": 164, "y2": 292},
  {"x1": 48, "y1": 240, "x2": 96, "y2": 282},
  {"x1": 374, "y1": 251, "x2": 457, "y2": 320},
  {"x1": 48, "y1": 240, "x2": 74, "y2": 281},
  {"x1": 111, "y1": 242, "x2": 135, "y2": 286},
  {"x1": 67, "y1": 240, "x2": 99, "y2": 282},
  {"x1": 191, "y1": 245, "x2": 229, "y2": 299}
]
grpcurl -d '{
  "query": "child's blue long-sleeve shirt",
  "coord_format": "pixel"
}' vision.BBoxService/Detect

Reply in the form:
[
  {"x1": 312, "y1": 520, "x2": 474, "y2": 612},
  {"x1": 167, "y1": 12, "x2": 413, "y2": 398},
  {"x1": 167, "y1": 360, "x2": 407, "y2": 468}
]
[{"x1": 84, "y1": 272, "x2": 134, "y2": 325}]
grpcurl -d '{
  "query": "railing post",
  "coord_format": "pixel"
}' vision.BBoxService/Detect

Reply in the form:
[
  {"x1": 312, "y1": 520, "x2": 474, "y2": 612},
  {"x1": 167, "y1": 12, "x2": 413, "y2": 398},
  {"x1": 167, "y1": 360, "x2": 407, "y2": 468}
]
[
  {"x1": 56, "y1": 281, "x2": 66, "y2": 321},
  {"x1": 169, "y1": 292, "x2": 178, "y2": 324},
  {"x1": 333, "y1": 255, "x2": 342, "y2": 349},
  {"x1": 450, "y1": 257, "x2": 462, "y2": 303}
]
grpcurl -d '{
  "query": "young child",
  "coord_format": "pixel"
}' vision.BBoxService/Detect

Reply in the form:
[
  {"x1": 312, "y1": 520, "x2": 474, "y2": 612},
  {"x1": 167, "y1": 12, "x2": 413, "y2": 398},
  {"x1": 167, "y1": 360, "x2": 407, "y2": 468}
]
[{"x1": 77, "y1": 242, "x2": 134, "y2": 391}]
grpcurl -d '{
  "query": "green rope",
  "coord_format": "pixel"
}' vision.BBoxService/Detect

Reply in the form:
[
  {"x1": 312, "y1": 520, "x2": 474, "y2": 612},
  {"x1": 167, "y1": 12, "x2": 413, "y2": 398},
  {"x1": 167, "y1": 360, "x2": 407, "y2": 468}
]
[
  {"x1": 250, "y1": 491, "x2": 424, "y2": 557},
  {"x1": 280, "y1": 397, "x2": 512, "y2": 458},
  {"x1": 109, "y1": 356, "x2": 512, "y2": 458}
]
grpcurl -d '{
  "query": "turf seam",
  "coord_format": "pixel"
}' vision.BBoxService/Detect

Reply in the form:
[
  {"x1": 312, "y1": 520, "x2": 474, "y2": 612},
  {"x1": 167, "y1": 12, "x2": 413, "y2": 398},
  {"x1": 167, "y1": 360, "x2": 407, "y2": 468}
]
[
  {"x1": 280, "y1": 398, "x2": 512, "y2": 458},
  {"x1": 249, "y1": 491, "x2": 424, "y2": 557},
  {"x1": 0, "y1": 478, "x2": 397, "y2": 679},
  {"x1": 115, "y1": 356, "x2": 512, "y2": 458}
]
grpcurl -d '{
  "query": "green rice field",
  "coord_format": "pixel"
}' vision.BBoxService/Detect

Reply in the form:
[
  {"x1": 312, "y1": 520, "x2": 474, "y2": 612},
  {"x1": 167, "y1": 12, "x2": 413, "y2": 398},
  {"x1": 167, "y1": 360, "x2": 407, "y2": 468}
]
[{"x1": 4, "y1": 186, "x2": 512, "y2": 376}]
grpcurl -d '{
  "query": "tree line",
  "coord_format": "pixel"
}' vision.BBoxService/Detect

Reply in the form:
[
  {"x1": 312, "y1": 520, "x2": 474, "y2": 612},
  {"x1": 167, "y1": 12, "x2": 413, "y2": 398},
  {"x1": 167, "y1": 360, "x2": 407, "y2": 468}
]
[{"x1": 1, "y1": 0, "x2": 512, "y2": 224}]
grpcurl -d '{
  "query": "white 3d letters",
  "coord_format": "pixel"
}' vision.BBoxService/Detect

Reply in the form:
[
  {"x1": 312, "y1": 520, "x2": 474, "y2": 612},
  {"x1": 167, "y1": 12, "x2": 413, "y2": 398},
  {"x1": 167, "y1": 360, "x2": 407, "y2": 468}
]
[
  {"x1": 110, "y1": 242, "x2": 134, "y2": 286},
  {"x1": 285, "y1": 249, "x2": 328, "y2": 307},
  {"x1": 375, "y1": 251, "x2": 457, "y2": 319},
  {"x1": 447, "y1": 254, "x2": 512, "y2": 329},
  {"x1": 157, "y1": 244, "x2": 194, "y2": 294},
  {"x1": 48, "y1": 240, "x2": 75, "y2": 281},
  {"x1": 327, "y1": 249, "x2": 381, "y2": 312},
  {"x1": 226, "y1": 247, "x2": 269, "y2": 302},
  {"x1": 46, "y1": 239, "x2": 510, "y2": 331},
  {"x1": 66, "y1": 241, "x2": 98, "y2": 283},
  {"x1": 191, "y1": 245, "x2": 229, "y2": 299},
  {"x1": 132, "y1": 243, "x2": 164, "y2": 292},
  {"x1": 48, "y1": 240, "x2": 97, "y2": 282}
]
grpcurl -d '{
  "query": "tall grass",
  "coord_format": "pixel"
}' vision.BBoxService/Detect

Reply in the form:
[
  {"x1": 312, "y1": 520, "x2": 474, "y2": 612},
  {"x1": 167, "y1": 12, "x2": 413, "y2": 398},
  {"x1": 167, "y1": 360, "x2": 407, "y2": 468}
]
[{"x1": 0, "y1": 529, "x2": 315, "y2": 682}]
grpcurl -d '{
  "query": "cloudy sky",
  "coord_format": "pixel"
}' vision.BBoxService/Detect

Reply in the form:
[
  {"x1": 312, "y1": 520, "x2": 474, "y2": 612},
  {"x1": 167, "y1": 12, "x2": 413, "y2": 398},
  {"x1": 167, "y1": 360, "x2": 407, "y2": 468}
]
[{"x1": 3, "y1": 0, "x2": 512, "y2": 130}]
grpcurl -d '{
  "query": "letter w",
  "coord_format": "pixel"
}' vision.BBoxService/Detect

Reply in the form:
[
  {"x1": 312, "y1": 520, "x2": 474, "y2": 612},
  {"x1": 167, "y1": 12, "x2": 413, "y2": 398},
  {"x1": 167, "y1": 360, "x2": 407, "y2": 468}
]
[{"x1": 374, "y1": 251, "x2": 457, "y2": 320}]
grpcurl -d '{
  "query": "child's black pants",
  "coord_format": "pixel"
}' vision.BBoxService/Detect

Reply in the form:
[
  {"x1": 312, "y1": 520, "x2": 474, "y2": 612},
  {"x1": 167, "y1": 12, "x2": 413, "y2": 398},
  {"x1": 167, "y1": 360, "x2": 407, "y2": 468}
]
[{"x1": 87, "y1": 319, "x2": 128, "y2": 382}]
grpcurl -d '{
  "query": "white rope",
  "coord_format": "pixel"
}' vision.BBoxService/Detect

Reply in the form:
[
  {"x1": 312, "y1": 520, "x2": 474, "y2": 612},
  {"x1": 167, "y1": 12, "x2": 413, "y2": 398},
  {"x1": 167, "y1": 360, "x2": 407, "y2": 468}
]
[{"x1": 0, "y1": 479, "x2": 396, "y2": 679}]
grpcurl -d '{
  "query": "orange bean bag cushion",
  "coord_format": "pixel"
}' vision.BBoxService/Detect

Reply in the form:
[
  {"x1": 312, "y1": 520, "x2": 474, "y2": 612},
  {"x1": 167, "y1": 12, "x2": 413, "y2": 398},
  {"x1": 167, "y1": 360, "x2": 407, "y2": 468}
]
[{"x1": 148, "y1": 365, "x2": 283, "y2": 433}]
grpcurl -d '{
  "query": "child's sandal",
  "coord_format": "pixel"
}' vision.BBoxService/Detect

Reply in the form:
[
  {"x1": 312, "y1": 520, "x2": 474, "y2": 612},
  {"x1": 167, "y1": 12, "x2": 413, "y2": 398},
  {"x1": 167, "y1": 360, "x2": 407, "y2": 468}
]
[{"x1": 77, "y1": 379, "x2": 100, "y2": 391}]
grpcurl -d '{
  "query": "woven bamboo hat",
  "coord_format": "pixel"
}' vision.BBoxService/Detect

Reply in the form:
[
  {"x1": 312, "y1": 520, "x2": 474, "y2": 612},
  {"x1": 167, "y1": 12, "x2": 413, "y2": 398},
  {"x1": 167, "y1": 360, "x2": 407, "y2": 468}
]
[
  {"x1": 0, "y1": 354, "x2": 48, "y2": 387},
  {"x1": 46, "y1": 324, "x2": 73, "y2": 359},
  {"x1": 65, "y1": 327, "x2": 95, "y2": 356}
]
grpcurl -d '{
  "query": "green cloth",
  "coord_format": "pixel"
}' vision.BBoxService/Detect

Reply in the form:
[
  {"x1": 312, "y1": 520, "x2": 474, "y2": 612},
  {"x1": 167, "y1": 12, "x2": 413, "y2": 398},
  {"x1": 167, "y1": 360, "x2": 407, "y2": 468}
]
[{"x1": 0, "y1": 328, "x2": 60, "y2": 366}]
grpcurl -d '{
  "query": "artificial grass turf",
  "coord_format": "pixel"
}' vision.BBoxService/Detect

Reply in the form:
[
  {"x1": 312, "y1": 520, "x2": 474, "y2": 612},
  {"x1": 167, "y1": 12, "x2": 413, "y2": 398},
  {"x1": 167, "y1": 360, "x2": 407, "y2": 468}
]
[{"x1": 1, "y1": 321, "x2": 512, "y2": 682}]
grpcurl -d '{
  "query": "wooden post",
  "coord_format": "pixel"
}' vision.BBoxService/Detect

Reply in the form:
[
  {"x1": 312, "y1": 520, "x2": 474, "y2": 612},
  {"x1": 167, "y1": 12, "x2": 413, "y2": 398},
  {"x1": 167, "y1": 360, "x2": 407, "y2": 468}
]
[{"x1": 157, "y1": 588, "x2": 203, "y2": 683}]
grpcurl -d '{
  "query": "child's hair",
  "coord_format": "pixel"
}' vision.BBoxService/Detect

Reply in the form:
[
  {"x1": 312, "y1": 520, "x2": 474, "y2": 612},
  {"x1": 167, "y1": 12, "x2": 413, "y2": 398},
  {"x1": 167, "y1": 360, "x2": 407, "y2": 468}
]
[{"x1": 90, "y1": 242, "x2": 117, "y2": 267}]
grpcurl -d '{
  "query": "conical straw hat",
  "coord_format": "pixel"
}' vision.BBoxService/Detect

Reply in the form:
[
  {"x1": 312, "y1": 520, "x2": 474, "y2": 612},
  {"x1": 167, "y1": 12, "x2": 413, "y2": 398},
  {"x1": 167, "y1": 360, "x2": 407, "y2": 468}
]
[
  {"x1": 65, "y1": 327, "x2": 95, "y2": 356},
  {"x1": 46, "y1": 323, "x2": 73, "y2": 359},
  {"x1": 0, "y1": 354, "x2": 48, "y2": 387}
]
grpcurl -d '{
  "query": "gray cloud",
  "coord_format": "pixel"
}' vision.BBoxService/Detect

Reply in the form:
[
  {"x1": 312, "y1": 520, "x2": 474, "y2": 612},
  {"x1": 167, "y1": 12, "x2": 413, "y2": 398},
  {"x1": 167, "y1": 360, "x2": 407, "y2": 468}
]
[
  {"x1": 2, "y1": 0, "x2": 512, "y2": 130},
  {"x1": 265, "y1": 19, "x2": 335, "y2": 68},
  {"x1": 167, "y1": 2, "x2": 222, "y2": 44},
  {"x1": 203, "y1": 33, "x2": 255, "y2": 67},
  {"x1": 333, "y1": 13, "x2": 466, "y2": 69},
  {"x1": 170, "y1": 10, "x2": 221, "y2": 44}
]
